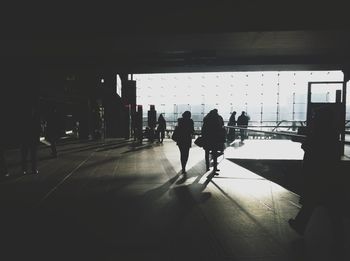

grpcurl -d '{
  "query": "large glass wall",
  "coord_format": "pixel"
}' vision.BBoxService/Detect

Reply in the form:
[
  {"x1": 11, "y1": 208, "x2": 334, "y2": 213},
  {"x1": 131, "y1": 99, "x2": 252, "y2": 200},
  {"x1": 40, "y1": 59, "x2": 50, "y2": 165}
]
[{"x1": 134, "y1": 71, "x2": 345, "y2": 131}]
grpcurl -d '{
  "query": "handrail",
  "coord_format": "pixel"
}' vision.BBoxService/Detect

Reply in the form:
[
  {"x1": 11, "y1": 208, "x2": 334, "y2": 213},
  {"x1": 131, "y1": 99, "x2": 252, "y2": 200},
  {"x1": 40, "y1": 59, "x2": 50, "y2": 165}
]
[{"x1": 225, "y1": 126, "x2": 307, "y2": 139}]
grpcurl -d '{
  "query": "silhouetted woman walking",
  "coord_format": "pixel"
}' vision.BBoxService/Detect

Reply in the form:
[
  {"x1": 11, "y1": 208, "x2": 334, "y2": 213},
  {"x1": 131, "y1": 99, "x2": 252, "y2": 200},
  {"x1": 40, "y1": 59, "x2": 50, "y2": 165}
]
[
  {"x1": 156, "y1": 113, "x2": 166, "y2": 143},
  {"x1": 175, "y1": 111, "x2": 194, "y2": 175},
  {"x1": 202, "y1": 109, "x2": 225, "y2": 173},
  {"x1": 227, "y1": 111, "x2": 237, "y2": 142}
]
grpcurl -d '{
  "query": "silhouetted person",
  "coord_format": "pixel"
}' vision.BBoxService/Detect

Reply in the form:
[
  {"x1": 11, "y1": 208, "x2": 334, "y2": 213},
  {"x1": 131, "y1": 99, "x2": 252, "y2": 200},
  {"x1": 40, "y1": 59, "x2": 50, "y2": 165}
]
[
  {"x1": 74, "y1": 121, "x2": 80, "y2": 139},
  {"x1": 92, "y1": 109, "x2": 102, "y2": 140},
  {"x1": 289, "y1": 106, "x2": 343, "y2": 254},
  {"x1": 227, "y1": 111, "x2": 237, "y2": 142},
  {"x1": 156, "y1": 114, "x2": 166, "y2": 143},
  {"x1": 21, "y1": 105, "x2": 41, "y2": 175},
  {"x1": 202, "y1": 109, "x2": 225, "y2": 173},
  {"x1": 176, "y1": 111, "x2": 194, "y2": 175},
  {"x1": 237, "y1": 111, "x2": 249, "y2": 142},
  {"x1": 46, "y1": 106, "x2": 60, "y2": 157}
]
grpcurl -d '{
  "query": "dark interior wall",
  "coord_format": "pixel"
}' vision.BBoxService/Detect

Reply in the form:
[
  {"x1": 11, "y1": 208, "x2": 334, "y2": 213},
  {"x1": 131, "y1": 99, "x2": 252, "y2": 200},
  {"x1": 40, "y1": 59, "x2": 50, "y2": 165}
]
[
  {"x1": 39, "y1": 66, "x2": 95, "y2": 140},
  {"x1": 0, "y1": 63, "x2": 40, "y2": 148},
  {"x1": 103, "y1": 94, "x2": 124, "y2": 138},
  {"x1": 38, "y1": 65, "x2": 130, "y2": 140},
  {"x1": 100, "y1": 72, "x2": 125, "y2": 138},
  {"x1": 0, "y1": 63, "x2": 101, "y2": 147}
]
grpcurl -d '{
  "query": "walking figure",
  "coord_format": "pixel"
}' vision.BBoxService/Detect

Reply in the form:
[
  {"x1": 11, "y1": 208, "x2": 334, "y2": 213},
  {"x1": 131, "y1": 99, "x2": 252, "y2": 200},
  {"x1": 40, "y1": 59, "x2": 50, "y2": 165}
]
[
  {"x1": 237, "y1": 111, "x2": 249, "y2": 142},
  {"x1": 227, "y1": 111, "x2": 237, "y2": 142},
  {"x1": 156, "y1": 114, "x2": 166, "y2": 143},
  {"x1": 202, "y1": 109, "x2": 225, "y2": 173},
  {"x1": 175, "y1": 111, "x2": 194, "y2": 175}
]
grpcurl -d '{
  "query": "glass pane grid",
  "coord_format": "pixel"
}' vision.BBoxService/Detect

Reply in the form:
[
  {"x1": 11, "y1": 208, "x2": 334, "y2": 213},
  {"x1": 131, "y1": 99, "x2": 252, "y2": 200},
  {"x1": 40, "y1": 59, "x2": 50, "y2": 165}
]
[{"x1": 136, "y1": 71, "x2": 344, "y2": 129}]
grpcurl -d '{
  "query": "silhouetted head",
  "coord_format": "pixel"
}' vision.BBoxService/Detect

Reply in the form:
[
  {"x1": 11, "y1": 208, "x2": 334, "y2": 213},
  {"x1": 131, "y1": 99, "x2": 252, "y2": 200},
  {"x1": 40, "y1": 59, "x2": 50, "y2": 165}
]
[
  {"x1": 182, "y1": 111, "x2": 191, "y2": 119},
  {"x1": 233, "y1": 111, "x2": 236, "y2": 115},
  {"x1": 159, "y1": 113, "x2": 164, "y2": 119},
  {"x1": 241, "y1": 111, "x2": 245, "y2": 115}
]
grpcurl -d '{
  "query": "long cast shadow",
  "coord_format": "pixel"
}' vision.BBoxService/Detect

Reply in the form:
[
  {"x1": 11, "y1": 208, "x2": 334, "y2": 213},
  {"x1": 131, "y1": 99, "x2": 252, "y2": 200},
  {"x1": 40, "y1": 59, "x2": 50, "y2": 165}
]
[{"x1": 121, "y1": 143, "x2": 153, "y2": 154}]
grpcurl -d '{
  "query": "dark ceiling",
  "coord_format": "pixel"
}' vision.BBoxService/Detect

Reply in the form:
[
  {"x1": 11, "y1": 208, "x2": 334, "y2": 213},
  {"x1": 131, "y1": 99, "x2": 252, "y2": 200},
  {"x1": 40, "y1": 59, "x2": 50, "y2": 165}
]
[{"x1": 1, "y1": 1, "x2": 350, "y2": 73}]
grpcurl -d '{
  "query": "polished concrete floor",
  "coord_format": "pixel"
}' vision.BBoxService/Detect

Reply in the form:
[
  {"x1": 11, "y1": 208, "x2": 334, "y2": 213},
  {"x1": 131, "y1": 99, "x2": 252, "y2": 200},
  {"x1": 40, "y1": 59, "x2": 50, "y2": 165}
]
[{"x1": 1, "y1": 138, "x2": 349, "y2": 261}]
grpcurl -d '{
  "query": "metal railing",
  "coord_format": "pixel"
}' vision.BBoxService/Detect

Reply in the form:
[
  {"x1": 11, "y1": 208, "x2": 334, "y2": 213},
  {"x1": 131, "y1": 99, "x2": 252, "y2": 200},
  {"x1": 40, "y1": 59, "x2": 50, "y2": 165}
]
[
  {"x1": 224, "y1": 126, "x2": 306, "y2": 139},
  {"x1": 148, "y1": 119, "x2": 350, "y2": 140}
]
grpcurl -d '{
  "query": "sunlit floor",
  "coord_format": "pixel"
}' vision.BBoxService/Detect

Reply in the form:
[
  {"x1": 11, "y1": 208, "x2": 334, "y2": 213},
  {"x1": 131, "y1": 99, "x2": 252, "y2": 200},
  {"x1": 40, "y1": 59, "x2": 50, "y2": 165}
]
[
  {"x1": 0, "y1": 138, "x2": 349, "y2": 261},
  {"x1": 225, "y1": 139, "x2": 304, "y2": 160}
]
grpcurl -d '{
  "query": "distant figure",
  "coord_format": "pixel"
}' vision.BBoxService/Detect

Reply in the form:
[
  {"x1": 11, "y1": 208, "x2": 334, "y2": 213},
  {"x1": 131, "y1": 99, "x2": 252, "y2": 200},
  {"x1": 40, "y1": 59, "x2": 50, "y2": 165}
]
[
  {"x1": 227, "y1": 111, "x2": 237, "y2": 142},
  {"x1": 289, "y1": 106, "x2": 342, "y2": 241},
  {"x1": 74, "y1": 121, "x2": 80, "y2": 139},
  {"x1": 156, "y1": 114, "x2": 166, "y2": 143},
  {"x1": 202, "y1": 109, "x2": 225, "y2": 173},
  {"x1": 176, "y1": 111, "x2": 194, "y2": 175},
  {"x1": 92, "y1": 109, "x2": 102, "y2": 140},
  {"x1": 21, "y1": 105, "x2": 41, "y2": 175},
  {"x1": 46, "y1": 106, "x2": 60, "y2": 158},
  {"x1": 237, "y1": 111, "x2": 249, "y2": 142}
]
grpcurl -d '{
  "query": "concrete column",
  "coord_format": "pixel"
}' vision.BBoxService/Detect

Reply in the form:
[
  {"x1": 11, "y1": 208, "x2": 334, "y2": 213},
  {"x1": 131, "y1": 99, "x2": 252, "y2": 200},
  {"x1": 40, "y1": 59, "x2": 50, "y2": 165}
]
[
  {"x1": 341, "y1": 68, "x2": 349, "y2": 155},
  {"x1": 120, "y1": 74, "x2": 137, "y2": 139}
]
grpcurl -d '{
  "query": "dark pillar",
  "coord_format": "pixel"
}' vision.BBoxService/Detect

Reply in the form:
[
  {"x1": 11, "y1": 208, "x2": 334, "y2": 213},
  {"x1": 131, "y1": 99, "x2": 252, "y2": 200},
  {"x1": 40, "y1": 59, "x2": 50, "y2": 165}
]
[
  {"x1": 147, "y1": 105, "x2": 157, "y2": 142},
  {"x1": 121, "y1": 76, "x2": 137, "y2": 139},
  {"x1": 77, "y1": 69, "x2": 96, "y2": 140},
  {"x1": 101, "y1": 72, "x2": 119, "y2": 138},
  {"x1": 341, "y1": 68, "x2": 349, "y2": 155},
  {"x1": 136, "y1": 105, "x2": 143, "y2": 143}
]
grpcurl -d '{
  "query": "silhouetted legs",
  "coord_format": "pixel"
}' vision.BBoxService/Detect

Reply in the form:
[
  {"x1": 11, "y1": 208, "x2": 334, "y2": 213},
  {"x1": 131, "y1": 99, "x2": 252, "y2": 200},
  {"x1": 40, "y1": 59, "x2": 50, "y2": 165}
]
[
  {"x1": 289, "y1": 198, "x2": 345, "y2": 258},
  {"x1": 240, "y1": 128, "x2": 247, "y2": 142},
  {"x1": 205, "y1": 150, "x2": 210, "y2": 171},
  {"x1": 50, "y1": 140, "x2": 57, "y2": 157},
  {"x1": 205, "y1": 149, "x2": 218, "y2": 172},
  {"x1": 228, "y1": 129, "x2": 235, "y2": 142},
  {"x1": 289, "y1": 201, "x2": 314, "y2": 235},
  {"x1": 157, "y1": 130, "x2": 165, "y2": 143},
  {"x1": 21, "y1": 143, "x2": 38, "y2": 174},
  {"x1": 178, "y1": 144, "x2": 190, "y2": 174},
  {"x1": 160, "y1": 130, "x2": 164, "y2": 143}
]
